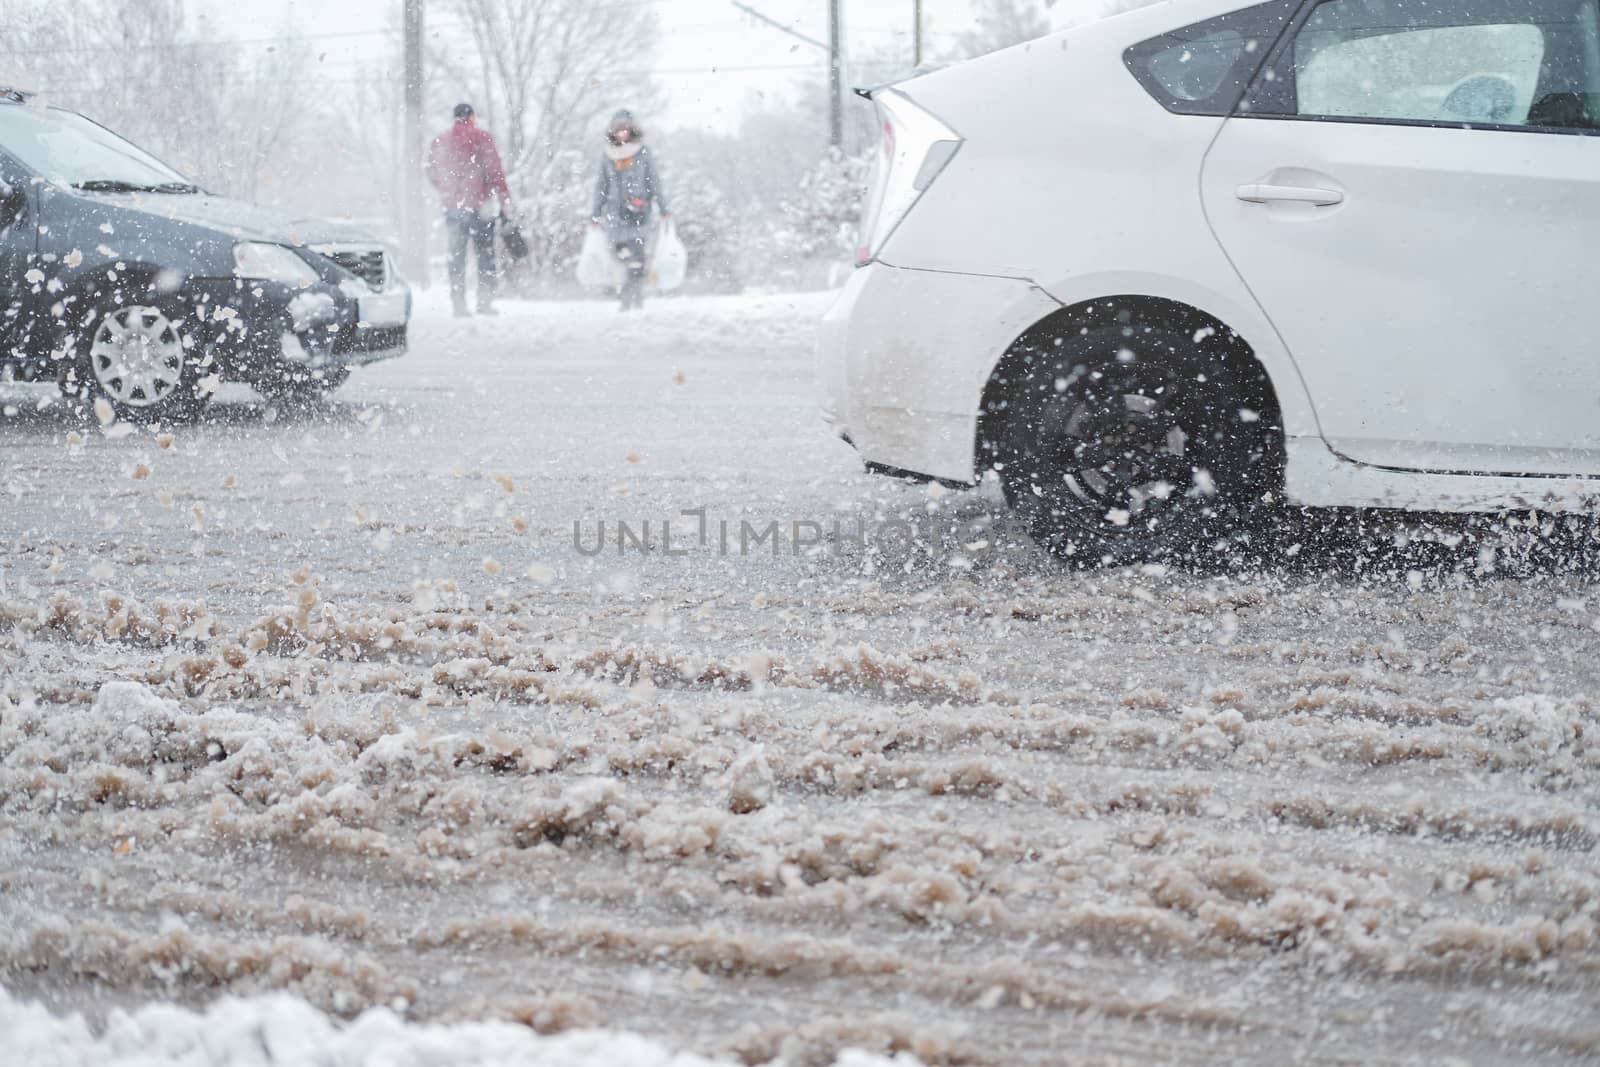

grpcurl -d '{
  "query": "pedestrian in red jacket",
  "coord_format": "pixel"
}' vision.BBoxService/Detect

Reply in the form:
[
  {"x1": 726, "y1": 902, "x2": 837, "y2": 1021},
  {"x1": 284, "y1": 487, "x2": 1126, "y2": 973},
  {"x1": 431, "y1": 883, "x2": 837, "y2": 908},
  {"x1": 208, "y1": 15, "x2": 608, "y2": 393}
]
[{"x1": 425, "y1": 102, "x2": 513, "y2": 317}]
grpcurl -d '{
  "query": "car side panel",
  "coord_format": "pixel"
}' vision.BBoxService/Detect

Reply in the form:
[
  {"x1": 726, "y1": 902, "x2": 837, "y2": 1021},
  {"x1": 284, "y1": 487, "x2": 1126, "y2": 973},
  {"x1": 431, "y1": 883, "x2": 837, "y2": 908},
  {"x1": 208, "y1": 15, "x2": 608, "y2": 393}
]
[
  {"x1": 37, "y1": 187, "x2": 236, "y2": 290},
  {"x1": 1286, "y1": 436, "x2": 1600, "y2": 512},
  {"x1": 1205, "y1": 113, "x2": 1600, "y2": 478}
]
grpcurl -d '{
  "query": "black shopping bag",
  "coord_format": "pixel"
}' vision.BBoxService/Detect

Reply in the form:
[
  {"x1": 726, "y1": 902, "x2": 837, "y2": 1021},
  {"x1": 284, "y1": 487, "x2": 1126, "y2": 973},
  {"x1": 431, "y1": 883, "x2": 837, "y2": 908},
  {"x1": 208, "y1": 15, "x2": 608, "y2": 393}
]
[{"x1": 500, "y1": 217, "x2": 530, "y2": 261}]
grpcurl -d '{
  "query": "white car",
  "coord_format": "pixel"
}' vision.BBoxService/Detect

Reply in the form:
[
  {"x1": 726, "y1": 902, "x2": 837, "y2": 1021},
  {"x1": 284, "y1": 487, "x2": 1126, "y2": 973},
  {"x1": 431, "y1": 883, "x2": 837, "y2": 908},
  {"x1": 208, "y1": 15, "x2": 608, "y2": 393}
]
[{"x1": 817, "y1": 0, "x2": 1600, "y2": 562}]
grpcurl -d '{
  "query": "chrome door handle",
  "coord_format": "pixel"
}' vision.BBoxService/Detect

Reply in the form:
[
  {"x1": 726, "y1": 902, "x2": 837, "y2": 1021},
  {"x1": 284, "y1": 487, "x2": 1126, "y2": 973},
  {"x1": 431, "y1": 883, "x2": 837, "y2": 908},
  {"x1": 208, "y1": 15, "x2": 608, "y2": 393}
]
[{"x1": 1236, "y1": 183, "x2": 1345, "y2": 207}]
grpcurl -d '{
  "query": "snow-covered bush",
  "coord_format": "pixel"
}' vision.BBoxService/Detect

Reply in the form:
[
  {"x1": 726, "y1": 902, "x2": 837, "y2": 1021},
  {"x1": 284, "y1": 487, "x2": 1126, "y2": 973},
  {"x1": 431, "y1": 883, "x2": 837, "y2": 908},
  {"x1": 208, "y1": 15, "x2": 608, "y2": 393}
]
[
  {"x1": 777, "y1": 148, "x2": 869, "y2": 262},
  {"x1": 506, "y1": 150, "x2": 593, "y2": 290},
  {"x1": 662, "y1": 162, "x2": 744, "y2": 293}
]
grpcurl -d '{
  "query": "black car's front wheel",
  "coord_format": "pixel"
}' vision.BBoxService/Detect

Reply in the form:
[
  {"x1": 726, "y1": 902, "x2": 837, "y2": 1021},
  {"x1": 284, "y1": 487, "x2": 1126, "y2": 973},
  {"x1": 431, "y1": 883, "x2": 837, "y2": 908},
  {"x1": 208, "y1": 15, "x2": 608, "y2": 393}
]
[
  {"x1": 60, "y1": 297, "x2": 212, "y2": 423},
  {"x1": 987, "y1": 322, "x2": 1276, "y2": 565}
]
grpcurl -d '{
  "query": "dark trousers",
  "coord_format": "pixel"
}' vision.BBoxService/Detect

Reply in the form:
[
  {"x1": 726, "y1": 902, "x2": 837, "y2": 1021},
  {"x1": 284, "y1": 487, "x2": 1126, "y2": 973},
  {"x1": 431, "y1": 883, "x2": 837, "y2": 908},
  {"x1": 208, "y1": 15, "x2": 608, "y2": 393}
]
[
  {"x1": 612, "y1": 221, "x2": 649, "y2": 309},
  {"x1": 446, "y1": 210, "x2": 496, "y2": 310}
]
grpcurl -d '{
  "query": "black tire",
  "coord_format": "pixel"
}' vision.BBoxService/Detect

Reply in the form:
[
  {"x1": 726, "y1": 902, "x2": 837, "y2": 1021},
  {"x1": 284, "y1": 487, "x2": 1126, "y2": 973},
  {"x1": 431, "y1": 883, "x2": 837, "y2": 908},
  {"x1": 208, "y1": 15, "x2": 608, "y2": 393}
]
[
  {"x1": 58, "y1": 282, "x2": 213, "y2": 424},
  {"x1": 985, "y1": 321, "x2": 1277, "y2": 566}
]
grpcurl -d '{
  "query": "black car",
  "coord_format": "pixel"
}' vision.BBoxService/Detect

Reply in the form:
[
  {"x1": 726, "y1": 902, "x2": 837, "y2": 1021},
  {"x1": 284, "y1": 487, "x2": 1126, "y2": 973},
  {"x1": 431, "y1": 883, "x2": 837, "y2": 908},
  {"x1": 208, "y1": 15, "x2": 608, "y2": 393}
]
[{"x1": 0, "y1": 88, "x2": 409, "y2": 421}]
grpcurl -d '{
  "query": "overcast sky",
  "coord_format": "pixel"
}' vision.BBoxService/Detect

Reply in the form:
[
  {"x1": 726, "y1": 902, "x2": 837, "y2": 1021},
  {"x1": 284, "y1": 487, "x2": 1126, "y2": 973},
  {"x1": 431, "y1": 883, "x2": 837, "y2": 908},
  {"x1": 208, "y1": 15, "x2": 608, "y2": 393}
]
[{"x1": 207, "y1": 0, "x2": 1015, "y2": 133}]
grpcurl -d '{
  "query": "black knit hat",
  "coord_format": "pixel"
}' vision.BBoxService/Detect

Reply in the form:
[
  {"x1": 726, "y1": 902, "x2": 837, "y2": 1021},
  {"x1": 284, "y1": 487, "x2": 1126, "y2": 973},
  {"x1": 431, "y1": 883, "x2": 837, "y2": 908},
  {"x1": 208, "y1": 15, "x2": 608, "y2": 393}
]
[
  {"x1": 606, "y1": 109, "x2": 642, "y2": 143},
  {"x1": 453, "y1": 102, "x2": 474, "y2": 120}
]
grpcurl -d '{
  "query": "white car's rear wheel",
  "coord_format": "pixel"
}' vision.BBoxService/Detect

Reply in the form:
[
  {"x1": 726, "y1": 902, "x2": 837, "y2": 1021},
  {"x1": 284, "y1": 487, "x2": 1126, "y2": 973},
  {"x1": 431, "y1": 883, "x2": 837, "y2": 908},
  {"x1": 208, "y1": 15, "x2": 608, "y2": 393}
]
[{"x1": 988, "y1": 321, "x2": 1276, "y2": 565}]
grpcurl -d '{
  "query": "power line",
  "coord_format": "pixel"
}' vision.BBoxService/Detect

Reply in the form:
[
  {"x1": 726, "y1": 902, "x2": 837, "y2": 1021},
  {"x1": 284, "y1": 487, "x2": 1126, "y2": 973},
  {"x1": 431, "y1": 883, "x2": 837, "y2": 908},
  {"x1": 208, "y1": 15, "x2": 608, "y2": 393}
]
[
  {"x1": 0, "y1": 27, "x2": 402, "y2": 58},
  {"x1": 2, "y1": 0, "x2": 716, "y2": 58},
  {"x1": 21, "y1": 61, "x2": 831, "y2": 96},
  {"x1": 0, "y1": 0, "x2": 937, "y2": 58}
]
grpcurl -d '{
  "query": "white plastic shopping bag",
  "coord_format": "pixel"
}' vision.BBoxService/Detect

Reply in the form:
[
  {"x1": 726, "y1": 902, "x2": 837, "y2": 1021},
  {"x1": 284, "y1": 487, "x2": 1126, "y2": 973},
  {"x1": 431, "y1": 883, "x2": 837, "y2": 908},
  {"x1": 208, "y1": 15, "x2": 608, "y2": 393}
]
[
  {"x1": 649, "y1": 219, "x2": 687, "y2": 292},
  {"x1": 576, "y1": 226, "x2": 614, "y2": 287}
]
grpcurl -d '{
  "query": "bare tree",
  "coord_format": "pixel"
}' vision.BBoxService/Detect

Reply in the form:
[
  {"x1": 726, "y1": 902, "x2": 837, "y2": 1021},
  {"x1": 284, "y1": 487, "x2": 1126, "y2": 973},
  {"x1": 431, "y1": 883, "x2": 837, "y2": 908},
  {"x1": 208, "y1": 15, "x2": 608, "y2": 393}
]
[
  {"x1": 333, "y1": 59, "x2": 405, "y2": 211},
  {"x1": 949, "y1": 0, "x2": 1055, "y2": 61},
  {"x1": 0, "y1": 0, "x2": 311, "y2": 203},
  {"x1": 429, "y1": 0, "x2": 661, "y2": 180}
]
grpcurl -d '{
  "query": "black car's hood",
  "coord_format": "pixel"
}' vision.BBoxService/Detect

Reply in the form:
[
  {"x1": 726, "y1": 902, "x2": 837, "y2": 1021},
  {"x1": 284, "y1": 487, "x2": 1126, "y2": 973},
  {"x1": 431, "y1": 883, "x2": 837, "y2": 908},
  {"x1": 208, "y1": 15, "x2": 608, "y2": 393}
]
[{"x1": 84, "y1": 190, "x2": 380, "y2": 247}]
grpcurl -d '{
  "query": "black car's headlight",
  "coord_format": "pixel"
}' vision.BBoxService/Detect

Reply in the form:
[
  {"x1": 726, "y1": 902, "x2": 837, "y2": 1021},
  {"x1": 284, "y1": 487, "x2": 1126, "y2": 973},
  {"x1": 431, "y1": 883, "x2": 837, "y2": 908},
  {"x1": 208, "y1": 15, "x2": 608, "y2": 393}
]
[{"x1": 233, "y1": 242, "x2": 319, "y2": 287}]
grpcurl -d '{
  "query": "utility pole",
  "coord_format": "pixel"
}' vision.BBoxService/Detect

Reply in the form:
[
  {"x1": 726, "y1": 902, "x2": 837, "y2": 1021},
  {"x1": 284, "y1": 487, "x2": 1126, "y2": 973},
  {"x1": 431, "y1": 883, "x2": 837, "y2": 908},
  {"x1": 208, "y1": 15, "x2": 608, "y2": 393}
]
[
  {"x1": 913, "y1": 0, "x2": 923, "y2": 67},
  {"x1": 400, "y1": 0, "x2": 427, "y2": 285},
  {"x1": 827, "y1": 0, "x2": 843, "y2": 149},
  {"x1": 731, "y1": 1, "x2": 843, "y2": 150}
]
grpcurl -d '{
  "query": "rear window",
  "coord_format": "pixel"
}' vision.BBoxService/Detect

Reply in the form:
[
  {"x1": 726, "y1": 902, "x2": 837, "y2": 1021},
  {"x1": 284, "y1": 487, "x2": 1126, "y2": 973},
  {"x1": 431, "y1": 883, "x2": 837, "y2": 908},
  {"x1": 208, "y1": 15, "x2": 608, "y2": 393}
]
[{"x1": 1124, "y1": 0, "x2": 1301, "y2": 115}]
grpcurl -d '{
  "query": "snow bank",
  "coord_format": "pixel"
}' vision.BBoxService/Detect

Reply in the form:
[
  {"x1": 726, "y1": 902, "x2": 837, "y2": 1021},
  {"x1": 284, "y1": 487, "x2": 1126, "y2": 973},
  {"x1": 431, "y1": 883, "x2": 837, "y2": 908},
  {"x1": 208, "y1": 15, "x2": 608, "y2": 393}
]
[{"x1": 0, "y1": 985, "x2": 921, "y2": 1067}]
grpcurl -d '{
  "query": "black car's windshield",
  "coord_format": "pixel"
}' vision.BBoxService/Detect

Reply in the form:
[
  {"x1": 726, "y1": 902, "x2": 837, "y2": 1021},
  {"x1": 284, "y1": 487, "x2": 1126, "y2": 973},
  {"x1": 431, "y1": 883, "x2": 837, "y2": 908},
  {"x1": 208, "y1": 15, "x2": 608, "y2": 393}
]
[{"x1": 0, "y1": 103, "x2": 195, "y2": 192}]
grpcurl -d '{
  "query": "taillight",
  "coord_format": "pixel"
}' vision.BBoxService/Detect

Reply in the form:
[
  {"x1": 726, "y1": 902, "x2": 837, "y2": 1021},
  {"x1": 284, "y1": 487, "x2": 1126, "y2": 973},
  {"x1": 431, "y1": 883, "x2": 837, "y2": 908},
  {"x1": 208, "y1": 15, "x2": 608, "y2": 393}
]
[{"x1": 855, "y1": 89, "x2": 962, "y2": 267}]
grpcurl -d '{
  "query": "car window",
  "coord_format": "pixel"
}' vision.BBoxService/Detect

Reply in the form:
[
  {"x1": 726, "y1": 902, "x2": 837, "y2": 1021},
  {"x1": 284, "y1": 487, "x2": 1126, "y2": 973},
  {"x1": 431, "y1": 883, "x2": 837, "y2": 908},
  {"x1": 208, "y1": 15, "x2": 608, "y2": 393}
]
[
  {"x1": 1124, "y1": 0, "x2": 1302, "y2": 116},
  {"x1": 1300, "y1": 23, "x2": 1545, "y2": 123},
  {"x1": 0, "y1": 103, "x2": 191, "y2": 188},
  {"x1": 1146, "y1": 28, "x2": 1253, "y2": 102},
  {"x1": 1246, "y1": 0, "x2": 1600, "y2": 132}
]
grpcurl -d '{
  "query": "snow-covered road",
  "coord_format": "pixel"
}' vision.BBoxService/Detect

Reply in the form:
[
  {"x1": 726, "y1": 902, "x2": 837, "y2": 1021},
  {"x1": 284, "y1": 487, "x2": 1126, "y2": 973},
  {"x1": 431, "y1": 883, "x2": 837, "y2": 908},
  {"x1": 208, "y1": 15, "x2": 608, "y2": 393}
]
[{"x1": 2, "y1": 292, "x2": 1598, "y2": 1065}]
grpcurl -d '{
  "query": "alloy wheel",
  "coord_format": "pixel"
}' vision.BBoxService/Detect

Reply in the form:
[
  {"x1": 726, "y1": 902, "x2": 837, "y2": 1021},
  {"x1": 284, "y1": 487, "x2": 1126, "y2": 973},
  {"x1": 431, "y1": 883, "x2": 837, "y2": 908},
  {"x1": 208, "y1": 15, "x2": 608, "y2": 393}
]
[{"x1": 1034, "y1": 363, "x2": 1206, "y2": 526}]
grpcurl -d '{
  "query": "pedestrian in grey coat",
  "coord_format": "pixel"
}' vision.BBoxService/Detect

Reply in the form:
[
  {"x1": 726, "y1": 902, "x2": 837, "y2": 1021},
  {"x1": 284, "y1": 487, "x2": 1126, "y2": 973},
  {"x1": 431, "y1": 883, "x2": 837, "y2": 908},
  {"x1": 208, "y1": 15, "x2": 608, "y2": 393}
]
[{"x1": 590, "y1": 110, "x2": 670, "y2": 311}]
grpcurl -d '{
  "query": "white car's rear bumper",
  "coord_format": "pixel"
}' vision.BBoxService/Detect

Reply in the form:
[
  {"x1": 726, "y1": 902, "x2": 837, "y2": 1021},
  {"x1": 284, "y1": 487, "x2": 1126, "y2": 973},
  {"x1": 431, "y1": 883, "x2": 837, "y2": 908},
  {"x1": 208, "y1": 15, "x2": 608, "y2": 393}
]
[{"x1": 816, "y1": 261, "x2": 1062, "y2": 485}]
